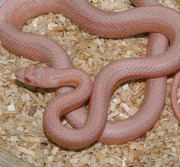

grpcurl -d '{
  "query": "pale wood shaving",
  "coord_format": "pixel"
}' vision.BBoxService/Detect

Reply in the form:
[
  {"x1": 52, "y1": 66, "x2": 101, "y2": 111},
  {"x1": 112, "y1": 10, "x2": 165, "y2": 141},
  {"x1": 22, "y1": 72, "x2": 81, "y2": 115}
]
[{"x1": 24, "y1": 89, "x2": 46, "y2": 108}]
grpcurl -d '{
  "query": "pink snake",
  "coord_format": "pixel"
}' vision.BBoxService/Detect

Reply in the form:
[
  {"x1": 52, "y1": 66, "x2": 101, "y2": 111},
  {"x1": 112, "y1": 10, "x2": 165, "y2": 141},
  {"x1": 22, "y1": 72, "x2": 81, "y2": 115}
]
[{"x1": 0, "y1": 0, "x2": 180, "y2": 149}]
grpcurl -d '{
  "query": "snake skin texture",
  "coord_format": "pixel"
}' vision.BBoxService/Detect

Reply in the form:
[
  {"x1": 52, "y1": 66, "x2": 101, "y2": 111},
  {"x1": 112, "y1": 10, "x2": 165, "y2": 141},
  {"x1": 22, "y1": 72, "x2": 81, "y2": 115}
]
[
  {"x1": 171, "y1": 71, "x2": 180, "y2": 122},
  {"x1": 0, "y1": 0, "x2": 180, "y2": 149}
]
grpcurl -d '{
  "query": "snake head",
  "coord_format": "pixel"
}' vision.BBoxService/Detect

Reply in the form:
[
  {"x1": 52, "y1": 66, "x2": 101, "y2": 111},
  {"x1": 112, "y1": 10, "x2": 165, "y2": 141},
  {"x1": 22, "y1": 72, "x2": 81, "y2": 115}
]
[{"x1": 15, "y1": 65, "x2": 53, "y2": 88}]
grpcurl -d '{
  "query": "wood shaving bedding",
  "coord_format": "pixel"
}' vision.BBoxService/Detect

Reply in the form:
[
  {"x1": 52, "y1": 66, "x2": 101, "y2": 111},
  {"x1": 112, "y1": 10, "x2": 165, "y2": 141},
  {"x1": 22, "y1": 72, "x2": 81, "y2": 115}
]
[{"x1": 0, "y1": 0, "x2": 180, "y2": 166}]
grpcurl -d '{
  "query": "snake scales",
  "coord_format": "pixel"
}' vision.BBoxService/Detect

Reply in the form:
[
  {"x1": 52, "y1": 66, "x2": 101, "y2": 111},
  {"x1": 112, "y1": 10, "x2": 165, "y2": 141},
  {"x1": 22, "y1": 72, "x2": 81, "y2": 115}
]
[{"x1": 0, "y1": 0, "x2": 180, "y2": 149}]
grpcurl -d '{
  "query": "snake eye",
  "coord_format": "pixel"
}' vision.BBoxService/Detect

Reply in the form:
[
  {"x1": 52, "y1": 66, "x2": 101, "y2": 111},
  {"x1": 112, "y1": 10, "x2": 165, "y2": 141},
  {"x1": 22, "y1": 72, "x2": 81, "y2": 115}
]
[{"x1": 25, "y1": 77, "x2": 32, "y2": 83}]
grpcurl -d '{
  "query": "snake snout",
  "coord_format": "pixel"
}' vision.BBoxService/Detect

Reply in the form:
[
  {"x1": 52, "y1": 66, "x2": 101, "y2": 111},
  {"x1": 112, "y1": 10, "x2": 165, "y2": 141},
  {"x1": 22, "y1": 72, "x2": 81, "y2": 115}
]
[
  {"x1": 15, "y1": 66, "x2": 36, "y2": 84},
  {"x1": 15, "y1": 67, "x2": 26, "y2": 83},
  {"x1": 16, "y1": 66, "x2": 53, "y2": 88}
]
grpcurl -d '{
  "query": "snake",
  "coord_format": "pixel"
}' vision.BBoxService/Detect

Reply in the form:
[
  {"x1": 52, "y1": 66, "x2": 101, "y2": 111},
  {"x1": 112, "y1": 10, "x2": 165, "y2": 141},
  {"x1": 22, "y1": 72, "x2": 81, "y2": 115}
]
[{"x1": 0, "y1": 0, "x2": 180, "y2": 149}]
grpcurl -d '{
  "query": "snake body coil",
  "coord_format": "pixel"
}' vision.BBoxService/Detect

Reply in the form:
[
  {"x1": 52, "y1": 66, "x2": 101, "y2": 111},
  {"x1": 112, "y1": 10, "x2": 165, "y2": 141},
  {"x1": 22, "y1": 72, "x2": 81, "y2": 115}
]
[{"x1": 0, "y1": 0, "x2": 180, "y2": 149}]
